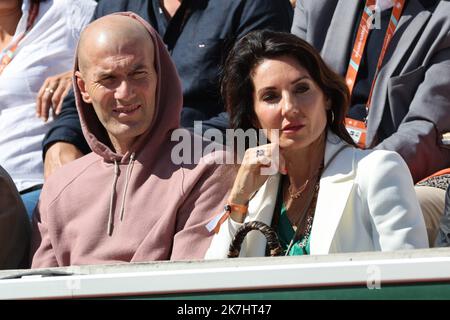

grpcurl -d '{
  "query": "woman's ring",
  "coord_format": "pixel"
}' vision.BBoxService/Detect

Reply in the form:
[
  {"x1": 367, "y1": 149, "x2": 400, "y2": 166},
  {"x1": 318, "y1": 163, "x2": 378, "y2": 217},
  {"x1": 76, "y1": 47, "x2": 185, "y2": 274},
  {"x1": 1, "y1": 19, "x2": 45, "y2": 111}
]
[
  {"x1": 256, "y1": 149, "x2": 265, "y2": 157},
  {"x1": 44, "y1": 87, "x2": 55, "y2": 94}
]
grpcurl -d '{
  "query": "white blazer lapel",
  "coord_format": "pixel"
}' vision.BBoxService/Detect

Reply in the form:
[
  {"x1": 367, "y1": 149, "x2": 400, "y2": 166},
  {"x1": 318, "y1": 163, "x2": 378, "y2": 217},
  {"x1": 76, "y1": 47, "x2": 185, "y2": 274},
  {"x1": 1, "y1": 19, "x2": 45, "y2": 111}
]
[
  {"x1": 309, "y1": 134, "x2": 356, "y2": 254},
  {"x1": 241, "y1": 174, "x2": 281, "y2": 257}
]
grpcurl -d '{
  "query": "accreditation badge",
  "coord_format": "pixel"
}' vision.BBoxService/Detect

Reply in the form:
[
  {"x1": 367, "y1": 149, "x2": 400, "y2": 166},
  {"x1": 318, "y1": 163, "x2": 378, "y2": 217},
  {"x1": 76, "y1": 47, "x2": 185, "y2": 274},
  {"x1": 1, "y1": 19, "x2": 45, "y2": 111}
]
[{"x1": 345, "y1": 117, "x2": 367, "y2": 149}]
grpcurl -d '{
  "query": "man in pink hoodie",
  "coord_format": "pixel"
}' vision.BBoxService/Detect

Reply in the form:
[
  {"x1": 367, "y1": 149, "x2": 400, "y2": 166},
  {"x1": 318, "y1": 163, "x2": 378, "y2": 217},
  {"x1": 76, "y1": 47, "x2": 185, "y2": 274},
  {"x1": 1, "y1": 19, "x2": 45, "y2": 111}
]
[{"x1": 30, "y1": 13, "x2": 235, "y2": 267}]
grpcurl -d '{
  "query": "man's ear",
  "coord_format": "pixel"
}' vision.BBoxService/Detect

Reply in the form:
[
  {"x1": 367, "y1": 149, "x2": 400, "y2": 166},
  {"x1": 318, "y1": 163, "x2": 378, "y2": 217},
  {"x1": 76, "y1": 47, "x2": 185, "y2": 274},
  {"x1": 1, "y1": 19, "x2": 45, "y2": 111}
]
[{"x1": 75, "y1": 70, "x2": 92, "y2": 104}]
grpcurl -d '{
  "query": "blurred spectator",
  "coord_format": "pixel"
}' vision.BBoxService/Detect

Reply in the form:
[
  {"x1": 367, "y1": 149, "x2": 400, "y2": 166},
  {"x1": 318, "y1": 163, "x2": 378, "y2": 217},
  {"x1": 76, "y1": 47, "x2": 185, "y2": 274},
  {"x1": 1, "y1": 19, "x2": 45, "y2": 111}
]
[
  {"x1": 0, "y1": 166, "x2": 29, "y2": 269},
  {"x1": 41, "y1": 0, "x2": 293, "y2": 180},
  {"x1": 0, "y1": 0, "x2": 96, "y2": 218}
]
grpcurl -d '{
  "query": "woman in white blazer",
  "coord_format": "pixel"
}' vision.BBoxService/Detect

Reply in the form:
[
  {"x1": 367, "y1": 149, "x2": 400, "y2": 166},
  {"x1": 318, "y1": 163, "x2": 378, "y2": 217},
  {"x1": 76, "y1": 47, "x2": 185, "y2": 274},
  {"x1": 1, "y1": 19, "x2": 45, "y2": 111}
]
[{"x1": 205, "y1": 30, "x2": 428, "y2": 258}]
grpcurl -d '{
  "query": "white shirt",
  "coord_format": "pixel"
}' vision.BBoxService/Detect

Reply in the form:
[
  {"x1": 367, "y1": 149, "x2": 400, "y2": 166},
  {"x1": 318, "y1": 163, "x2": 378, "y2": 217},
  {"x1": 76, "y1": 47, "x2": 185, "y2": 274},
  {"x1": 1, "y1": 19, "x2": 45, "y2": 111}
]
[{"x1": 0, "y1": 0, "x2": 96, "y2": 192}]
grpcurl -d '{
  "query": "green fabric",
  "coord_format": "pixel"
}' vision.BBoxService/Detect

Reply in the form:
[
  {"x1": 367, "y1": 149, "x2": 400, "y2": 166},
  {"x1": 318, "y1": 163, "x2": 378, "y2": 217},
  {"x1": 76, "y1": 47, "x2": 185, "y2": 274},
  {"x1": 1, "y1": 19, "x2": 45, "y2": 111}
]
[{"x1": 275, "y1": 180, "x2": 310, "y2": 256}]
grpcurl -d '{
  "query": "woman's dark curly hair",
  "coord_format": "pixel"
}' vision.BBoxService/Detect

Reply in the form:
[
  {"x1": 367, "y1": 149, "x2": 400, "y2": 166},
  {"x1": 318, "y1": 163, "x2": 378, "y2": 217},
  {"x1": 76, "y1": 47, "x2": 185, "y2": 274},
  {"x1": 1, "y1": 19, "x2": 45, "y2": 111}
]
[{"x1": 221, "y1": 29, "x2": 354, "y2": 146}]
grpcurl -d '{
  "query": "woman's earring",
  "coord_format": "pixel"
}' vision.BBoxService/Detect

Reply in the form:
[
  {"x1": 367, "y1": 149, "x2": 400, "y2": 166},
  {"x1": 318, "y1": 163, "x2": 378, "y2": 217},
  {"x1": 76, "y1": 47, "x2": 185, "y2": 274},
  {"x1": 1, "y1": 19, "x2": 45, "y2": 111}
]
[{"x1": 329, "y1": 110, "x2": 335, "y2": 124}]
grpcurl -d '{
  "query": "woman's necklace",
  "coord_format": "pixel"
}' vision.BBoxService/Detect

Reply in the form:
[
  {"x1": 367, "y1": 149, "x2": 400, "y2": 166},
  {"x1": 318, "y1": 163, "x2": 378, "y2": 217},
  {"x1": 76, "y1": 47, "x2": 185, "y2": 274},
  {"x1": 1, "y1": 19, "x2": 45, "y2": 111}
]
[
  {"x1": 287, "y1": 162, "x2": 323, "y2": 200},
  {"x1": 284, "y1": 179, "x2": 320, "y2": 255},
  {"x1": 287, "y1": 179, "x2": 309, "y2": 199},
  {"x1": 283, "y1": 160, "x2": 324, "y2": 255}
]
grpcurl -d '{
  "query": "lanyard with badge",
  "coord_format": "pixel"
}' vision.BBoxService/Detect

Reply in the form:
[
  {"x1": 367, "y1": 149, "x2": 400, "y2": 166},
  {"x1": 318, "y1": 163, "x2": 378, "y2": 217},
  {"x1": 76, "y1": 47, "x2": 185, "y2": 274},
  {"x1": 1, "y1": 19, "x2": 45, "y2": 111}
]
[
  {"x1": 0, "y1": 1, "x2": 40, "y2": 76},
  {"x1": 344, "y1": 0, "x2": 406, "y2": 148}
]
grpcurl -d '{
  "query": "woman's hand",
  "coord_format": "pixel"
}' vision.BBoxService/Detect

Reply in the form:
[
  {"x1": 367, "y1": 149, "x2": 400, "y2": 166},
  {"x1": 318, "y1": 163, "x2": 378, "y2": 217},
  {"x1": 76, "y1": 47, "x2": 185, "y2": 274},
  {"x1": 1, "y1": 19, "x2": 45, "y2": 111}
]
[
  {"x1": 228, "y1": 143, "x2": 286, "y2": 222},
  {"x1": 36, "y1": 70, "x2": 73, "y2": 122}
]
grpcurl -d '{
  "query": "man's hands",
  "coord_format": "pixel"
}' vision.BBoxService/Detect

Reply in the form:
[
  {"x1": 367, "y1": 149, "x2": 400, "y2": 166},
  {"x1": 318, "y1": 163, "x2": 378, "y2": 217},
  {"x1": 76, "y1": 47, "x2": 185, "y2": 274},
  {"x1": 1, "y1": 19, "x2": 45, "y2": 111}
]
[
  {"x1": 44, "y1": 142, "x2": 84, "y2": 180},
  {"x1": 36, "y1": 70, "x2": 73, "y2": 122}
]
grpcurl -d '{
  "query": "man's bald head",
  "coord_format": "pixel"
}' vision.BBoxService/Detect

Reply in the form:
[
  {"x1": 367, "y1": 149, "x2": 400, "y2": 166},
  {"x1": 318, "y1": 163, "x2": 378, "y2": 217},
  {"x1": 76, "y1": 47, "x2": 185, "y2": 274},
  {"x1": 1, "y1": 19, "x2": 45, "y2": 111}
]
[
  {"x1": 77, "y1": 15, "x2": 154, "y2": 73},
  {"x1": 74, "y1": 14, "x2": 159, "y2": 155}
]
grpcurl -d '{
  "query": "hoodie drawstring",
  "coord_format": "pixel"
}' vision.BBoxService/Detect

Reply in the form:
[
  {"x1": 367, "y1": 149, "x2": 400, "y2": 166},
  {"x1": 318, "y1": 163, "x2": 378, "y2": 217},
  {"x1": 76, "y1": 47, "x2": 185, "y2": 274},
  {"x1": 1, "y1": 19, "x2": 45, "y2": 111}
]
[
  {"x1": 108, "y1": 159, "x2": 120, "y2": 236},
  {"x1": 107, "y1": 153, "x2": 136, "y2": 236},
  {"x1": 119, "y1": 152, "x2": 135, "y2": 221}
]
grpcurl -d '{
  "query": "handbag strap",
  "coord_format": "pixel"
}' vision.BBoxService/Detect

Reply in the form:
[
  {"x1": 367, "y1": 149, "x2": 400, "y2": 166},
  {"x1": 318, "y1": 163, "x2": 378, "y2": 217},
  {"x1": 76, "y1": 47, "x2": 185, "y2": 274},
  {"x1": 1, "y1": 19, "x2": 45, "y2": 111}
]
[{"x1": 228, "y1": 221, "x2": 283, "y2": 258}]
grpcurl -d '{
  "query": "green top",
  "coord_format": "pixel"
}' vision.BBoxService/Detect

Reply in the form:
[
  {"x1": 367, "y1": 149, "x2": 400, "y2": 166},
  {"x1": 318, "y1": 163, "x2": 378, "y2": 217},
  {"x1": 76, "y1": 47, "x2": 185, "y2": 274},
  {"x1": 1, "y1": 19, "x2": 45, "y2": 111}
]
[{"x1": 275, "y1": 181, "x2": 310, "y2": 256}]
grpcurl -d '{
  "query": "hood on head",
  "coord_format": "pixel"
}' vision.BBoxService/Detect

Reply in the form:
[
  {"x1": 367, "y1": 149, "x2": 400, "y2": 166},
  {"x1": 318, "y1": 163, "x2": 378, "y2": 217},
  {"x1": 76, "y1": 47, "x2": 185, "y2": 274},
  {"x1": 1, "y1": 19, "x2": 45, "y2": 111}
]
[{"x1": 73, "y1": 12, "x2": 183, "y2": 163}]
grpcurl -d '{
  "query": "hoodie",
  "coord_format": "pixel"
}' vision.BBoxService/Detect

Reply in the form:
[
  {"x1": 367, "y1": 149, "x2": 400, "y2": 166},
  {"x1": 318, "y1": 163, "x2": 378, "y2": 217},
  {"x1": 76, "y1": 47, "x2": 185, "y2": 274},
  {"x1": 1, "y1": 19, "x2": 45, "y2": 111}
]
[{"x1": 30, "y1": 12, "x2": 235, "y2": 268}]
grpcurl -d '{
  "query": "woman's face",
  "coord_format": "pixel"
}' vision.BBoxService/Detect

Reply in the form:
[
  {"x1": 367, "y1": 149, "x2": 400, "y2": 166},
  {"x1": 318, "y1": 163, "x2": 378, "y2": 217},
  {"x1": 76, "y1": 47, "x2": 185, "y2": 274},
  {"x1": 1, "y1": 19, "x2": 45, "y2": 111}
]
[{"x1": 251, "y1": 55, "x2": 330, "y2": 150}]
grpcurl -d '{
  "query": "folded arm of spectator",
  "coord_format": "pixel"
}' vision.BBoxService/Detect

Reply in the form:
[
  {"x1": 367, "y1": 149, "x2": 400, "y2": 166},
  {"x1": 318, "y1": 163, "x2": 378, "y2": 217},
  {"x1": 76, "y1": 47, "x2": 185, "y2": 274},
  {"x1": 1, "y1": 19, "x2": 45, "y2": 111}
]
[
  {"x1": 42, "y1": 87, "x2": 90, "y2": 179},
  {"x1": 375, "y1": 47, "x2": 450, "y2": 183},
  {"x1": 44, "y1": 142, "x2": 84, "y2": 180}
]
